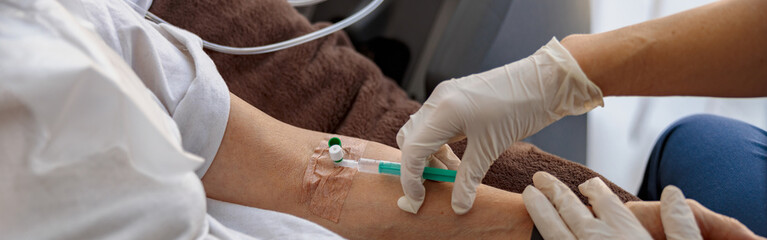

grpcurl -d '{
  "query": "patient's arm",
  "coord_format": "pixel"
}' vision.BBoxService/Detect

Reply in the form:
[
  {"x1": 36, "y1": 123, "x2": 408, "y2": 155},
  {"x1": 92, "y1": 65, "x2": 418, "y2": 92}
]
[{"x1": 202, "y1": 94, "x2": 534, "y2": 239}]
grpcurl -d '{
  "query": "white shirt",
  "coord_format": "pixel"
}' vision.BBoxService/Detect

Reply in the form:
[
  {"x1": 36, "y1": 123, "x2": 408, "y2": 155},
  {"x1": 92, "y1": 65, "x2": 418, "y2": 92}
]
[{"x1": 0, "y1": 0, "x2": 341, "y2": 238}]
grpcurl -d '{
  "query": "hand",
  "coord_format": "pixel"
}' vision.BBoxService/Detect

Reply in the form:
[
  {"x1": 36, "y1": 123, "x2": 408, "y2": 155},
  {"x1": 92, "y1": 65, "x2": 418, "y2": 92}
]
[
  {"x1": 522, "y1": 171, "x2": 727, "y2": 240},
  {"x1": 523, "y1": 171, "x2": 654, "y2": 239},
  {"x1": 396, "y1": 38, "x2": 604, "y2": 214},
  {"x1": 628, "y1": 197, "x2": 766, "y2": 240}
]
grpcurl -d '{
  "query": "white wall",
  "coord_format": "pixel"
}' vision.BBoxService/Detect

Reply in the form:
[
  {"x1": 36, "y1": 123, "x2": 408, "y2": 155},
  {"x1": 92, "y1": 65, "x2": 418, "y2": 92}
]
[{"x1": 587, "y1": 0, "x2": 767, "y2": 194}]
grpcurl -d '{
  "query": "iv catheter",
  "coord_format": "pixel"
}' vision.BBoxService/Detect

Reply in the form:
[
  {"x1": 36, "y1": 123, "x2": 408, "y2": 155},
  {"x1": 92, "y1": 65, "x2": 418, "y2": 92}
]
[
  {"x1": 143, "y1": 0, "x2": 384, "y2": 55},
  {"x1": 328, "y1": 138, "x2": 457, "y2": 182}
]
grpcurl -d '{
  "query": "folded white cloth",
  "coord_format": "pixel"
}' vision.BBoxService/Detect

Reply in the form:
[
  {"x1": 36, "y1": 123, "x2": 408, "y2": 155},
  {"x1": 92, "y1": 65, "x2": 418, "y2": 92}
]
[
  {"x1": 0, "y1": 0, "x2": 340, "y2": 238},
  {"x1": 207, "y1": 198, "x2": 342, "y2": 239}
]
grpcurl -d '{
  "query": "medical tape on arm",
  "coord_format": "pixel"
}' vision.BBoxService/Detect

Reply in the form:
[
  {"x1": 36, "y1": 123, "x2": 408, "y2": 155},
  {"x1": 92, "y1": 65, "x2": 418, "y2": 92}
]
[{"x1": 301, "y1": 136, "x2": 366, "y2": 223}]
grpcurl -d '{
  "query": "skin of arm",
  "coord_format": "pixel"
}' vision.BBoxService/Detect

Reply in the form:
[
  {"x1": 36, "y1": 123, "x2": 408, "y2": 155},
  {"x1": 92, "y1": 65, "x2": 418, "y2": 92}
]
[
  {"x1": 562, "y1": 0, "x2": 767, "y2": 97},
  {"x1": 201, "y1": 94, "x2": 534, "y2": 239}
]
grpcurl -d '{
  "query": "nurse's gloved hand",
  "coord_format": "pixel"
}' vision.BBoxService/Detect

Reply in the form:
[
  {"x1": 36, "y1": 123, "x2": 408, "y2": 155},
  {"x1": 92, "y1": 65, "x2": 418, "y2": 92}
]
[
  {"x1": 523, "y1": 172, "x2": 653, "y2": 239},
  {"x1": 523, "y1": 172, "x2": 707, "y2": 240},
  {"x1": 627, "y1": 191, "x2": 765, "y2": 240},
  {"x1": 396, "y1": 37, "x2": 604, "y2": 215}
]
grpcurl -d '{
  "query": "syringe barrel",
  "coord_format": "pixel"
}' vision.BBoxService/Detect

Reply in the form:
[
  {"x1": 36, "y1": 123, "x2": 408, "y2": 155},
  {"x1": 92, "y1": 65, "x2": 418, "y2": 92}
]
[{"x1": 357, "y1": 158, "x2": 380, "y2": 174}]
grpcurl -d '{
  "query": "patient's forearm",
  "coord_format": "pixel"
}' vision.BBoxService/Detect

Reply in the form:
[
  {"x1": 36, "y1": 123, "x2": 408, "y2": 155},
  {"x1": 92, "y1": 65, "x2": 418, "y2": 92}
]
[{"x1": 202, "y1": 94, "x2": 533, "y2": 239}]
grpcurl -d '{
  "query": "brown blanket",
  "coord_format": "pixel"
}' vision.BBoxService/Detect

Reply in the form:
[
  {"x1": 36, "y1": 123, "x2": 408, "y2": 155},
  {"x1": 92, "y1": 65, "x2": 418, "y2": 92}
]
[{"x1": 149, "y1": 0, "x2": 639, "y2": 204}]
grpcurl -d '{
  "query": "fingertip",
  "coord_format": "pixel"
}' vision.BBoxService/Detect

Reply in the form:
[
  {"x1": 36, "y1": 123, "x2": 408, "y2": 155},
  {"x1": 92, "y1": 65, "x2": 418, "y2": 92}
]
[
  {"x1": 532, "y1": 171, "x2": 555, "y2": 186},
  {"x1": 578, "y1": 177, "x2": 623, "y2": 210},
  {"x1": 660, "y1": 186, "x2": 690, "y2": 218},
  {"x1": 660, "y1": 186, "x2": 702, "y2": 240},
  {"x1": 452, "y1": 200, "x2": 471, "y2": 215},
  {"x1": 523, "y1": 185, "x2": 536, "y2": 194},
  {"x1": 397, "y1": 196, "x2": 423, "y2": 214},
  {"x1": 522, "y1": 185, "x2": 545, "y2": 202},
  {"x1": 450, "y1": 189, "x2": 476, "y2": 215},
  {"x1": 577, "y1": 177, "x2": 607, "y2": 195},
  {"x1": 661, "y1": 185, "x2": 685, "y2": 201},
  {"x1": 451, "y1": 176, "x2": 479, "y2": 215}
]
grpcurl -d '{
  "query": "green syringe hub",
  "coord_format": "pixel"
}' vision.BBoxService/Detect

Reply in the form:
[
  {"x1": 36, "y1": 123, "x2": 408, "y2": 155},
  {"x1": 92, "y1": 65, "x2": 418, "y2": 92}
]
[{"x1": 378, "y1": 161, "x2": 456, "y2": 182}]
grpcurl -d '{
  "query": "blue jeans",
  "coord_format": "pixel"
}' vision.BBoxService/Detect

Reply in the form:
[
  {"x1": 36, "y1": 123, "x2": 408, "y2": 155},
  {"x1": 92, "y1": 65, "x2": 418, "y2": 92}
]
[{"x1": 637, "y1": 114, "x2": 767, "y2": 236}]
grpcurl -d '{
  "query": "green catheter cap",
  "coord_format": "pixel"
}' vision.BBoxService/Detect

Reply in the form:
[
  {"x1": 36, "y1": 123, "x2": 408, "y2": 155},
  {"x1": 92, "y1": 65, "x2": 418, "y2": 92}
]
[
  {"x1": 328, "y1": 137, "x2": 342, "y2": 147},
  {"x1": 328, "y1": 137, "x2": 344, "y2": 163}
]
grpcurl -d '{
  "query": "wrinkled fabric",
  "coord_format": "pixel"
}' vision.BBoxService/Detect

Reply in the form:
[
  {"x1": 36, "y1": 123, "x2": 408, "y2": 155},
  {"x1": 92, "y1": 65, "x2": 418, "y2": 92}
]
[
  {"x1": 71, "y1": 0, "x2": 229, "y2": 178},
  {"x1": 0, "y1": 0, "x2": 212, "y2": 238},
  {"x1": 0, "y1": 0, "x2": 339, "y2": 238},
  {"x1": 207, "y1": 198, "x2": 342, "y2": 239}
]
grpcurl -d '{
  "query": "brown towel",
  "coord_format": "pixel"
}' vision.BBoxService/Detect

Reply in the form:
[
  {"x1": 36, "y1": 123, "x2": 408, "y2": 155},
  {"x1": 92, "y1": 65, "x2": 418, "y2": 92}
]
[{"x1": 149, "y1": 0, "x2": 639, "y2": 203}]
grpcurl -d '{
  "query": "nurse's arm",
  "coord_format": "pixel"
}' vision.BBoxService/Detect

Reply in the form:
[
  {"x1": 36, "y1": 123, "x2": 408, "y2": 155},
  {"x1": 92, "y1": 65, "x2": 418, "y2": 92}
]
[
  {"x1": 200, "y1": 94, "x2": 534, "y2": 239},
  {"x1": 562, "y1": 0, "x2": 767, "y2": 97}
]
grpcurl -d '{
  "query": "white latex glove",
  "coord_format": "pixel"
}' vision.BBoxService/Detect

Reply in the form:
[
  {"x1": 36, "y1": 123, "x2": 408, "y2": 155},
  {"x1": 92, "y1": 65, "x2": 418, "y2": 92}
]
[
  {"x1": 396, "y1": 37, "x2": 604, "y2": 214},
  {"x1": 522, "y1": 171, "x2": 702, "y2": 240},
  {"x1": 660, "y1": 186, "x2": 703, "y2": 240}
]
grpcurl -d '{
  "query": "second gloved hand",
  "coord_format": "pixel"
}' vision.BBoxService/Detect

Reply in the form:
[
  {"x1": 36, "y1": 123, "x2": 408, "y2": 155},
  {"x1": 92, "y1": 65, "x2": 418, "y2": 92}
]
[
  {"x1": 522, "y1": 171, "x2": 704, "y2": 240},
  {"x1": 396, "y1": 37, "x2": 604, "y2": 215}
]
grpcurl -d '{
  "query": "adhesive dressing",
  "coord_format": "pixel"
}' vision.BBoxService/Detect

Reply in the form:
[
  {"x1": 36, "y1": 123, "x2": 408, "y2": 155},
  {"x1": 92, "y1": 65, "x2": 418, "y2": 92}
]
[{"x1": 301, "y1": 136, "x2": 366, "y2": 222}]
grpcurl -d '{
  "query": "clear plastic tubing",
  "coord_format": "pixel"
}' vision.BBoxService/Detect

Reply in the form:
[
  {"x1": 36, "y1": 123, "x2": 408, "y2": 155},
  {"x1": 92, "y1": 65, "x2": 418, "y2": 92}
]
[
  {"x1": 143, "y1": 0, "x2": 384, "y2": 55},
  {"x1": 337, "y1": 158, "x2": 457, "y2": 183}
]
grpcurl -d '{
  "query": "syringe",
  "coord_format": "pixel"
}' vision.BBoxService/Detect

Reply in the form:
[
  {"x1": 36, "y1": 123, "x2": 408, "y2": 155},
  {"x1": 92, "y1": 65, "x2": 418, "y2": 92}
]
[{"x1": 328, "y1": 137, "x2": 457, "y2": 182}]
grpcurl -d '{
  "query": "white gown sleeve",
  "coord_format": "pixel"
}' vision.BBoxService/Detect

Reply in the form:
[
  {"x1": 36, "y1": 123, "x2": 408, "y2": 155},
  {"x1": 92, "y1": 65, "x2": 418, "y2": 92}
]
[
  {"x1": 72, "y1": 0, "x2": 230, "y2": 177},
  {"x1": 0, "y1": 1, "x2": 223, "y2": 239},
  {"x1": 0, "y1": 0, "x2": 342, "y2": 239}
]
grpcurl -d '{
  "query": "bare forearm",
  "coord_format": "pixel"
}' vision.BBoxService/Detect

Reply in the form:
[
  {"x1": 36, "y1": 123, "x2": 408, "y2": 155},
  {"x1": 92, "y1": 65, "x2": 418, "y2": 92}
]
[
  {"x1": 563, "y1": 0, "x2": 767, "y2": 97},
  {"x1": 202, "y1": 94, "x2": 533, "y2": 239},
  {"x1": 330, "y1": 155, "x2": 532, "y2": 239}
]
